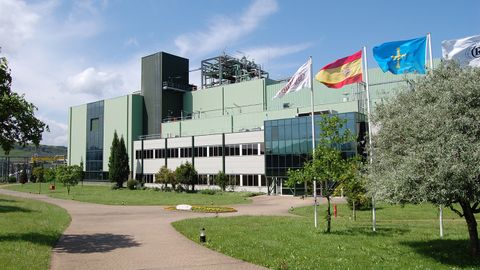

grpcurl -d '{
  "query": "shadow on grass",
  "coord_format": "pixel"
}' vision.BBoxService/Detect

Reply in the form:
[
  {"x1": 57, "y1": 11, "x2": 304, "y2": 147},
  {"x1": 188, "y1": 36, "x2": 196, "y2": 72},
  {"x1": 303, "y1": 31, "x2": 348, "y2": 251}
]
[
  {"x1": 0, "y1": 205, "x2": 34, "y2": 213},
  {"x1": 0, "y1": 232, "x2": 59, "y2": 246},
  {"x1": 0, "y1": 198, "x2": 16, "y2": 203},
  {"x1": 401, "y1": 239, "x2": 480, "y2": 267},
  {"x1": 329, "y1": 226, "x2": 410, "y2": 236},
  {"x1": 54, "y1": 233, "x2": 141, "y2": 253}
]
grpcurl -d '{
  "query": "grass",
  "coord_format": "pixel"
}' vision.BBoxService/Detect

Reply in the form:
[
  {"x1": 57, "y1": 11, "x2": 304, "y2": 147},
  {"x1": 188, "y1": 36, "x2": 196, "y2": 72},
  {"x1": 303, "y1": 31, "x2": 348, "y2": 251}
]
[
  {"x1": 173, "y1": 203, "x2": 480, "y2": 270},
  {"x1": 3, "y1": 183, "x2": 254, "y2": 206},
  {"x1": 0, "y1": 194, "x2": 70, "y2": 270}
]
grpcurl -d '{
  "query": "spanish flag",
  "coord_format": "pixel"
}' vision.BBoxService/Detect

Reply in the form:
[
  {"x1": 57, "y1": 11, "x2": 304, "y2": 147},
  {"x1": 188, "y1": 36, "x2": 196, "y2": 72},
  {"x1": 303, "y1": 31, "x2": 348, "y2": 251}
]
[{"x1": 315, "y1": 50, "x2": 363, "y2": 89}]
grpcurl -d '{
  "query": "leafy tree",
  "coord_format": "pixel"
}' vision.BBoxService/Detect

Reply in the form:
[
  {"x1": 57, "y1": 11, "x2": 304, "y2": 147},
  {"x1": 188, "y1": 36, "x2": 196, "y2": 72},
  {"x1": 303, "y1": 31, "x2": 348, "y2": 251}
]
[
  {"x1": 175, "y1": 162, "x2": 198, "y2": 191},
  {"x1": 286, "y1": 115, "x2": 358, "y2": 232},
  {"x1": 0, "y1": 55, "x2": 48, "y2": 154},
  {"x1": 342, "y1": 161, "x2": 370, "y2": 221},
  {"x1": 215, "y1": 171, "x2": 228, "y2": 191},
  {"x1": 44, "y1": 167, "x2": 56, "y2": 183},
  {"x1": 32, "y1": 167, "x2": 45, "y2": 183},
  {"x1": 108, "y1": 131, "x2": 121, "y2": 186},
  {"x1": 56, "y1": 165, "x2": 81, "y2": 195},
  {"x1": 367, "y1": 61, "x2": 480, "y2": 256},
  {"x1": 155, "y1": 166, "x2": 176, "y2": 190},
  {"x1": 118, "y1": 136, "x2": 130, "y2": 185}
]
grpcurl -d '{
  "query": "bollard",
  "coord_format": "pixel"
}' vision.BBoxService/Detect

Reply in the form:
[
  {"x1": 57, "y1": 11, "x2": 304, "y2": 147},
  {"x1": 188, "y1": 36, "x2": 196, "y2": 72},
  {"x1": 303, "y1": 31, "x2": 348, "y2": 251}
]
[
  {"x1": 200, "y1": 228, "x2": 206, "y2": 243},
  {"x1": 334, "y1": 204, "x2": 337, "y2": 218}
]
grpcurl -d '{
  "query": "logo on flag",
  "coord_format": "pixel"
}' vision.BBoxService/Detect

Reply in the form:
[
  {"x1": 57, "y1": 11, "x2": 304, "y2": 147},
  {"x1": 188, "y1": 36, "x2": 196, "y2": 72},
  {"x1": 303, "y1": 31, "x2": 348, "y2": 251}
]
[
  {"x1": 442, "y1": 35, "x2": 480, "y2": 67},
  {"x1": 273, "y1": 58, "x2": 311, "y2": 99},
  {"x1": 373, "y1": 36, "x2": 427, "y2": 74}
]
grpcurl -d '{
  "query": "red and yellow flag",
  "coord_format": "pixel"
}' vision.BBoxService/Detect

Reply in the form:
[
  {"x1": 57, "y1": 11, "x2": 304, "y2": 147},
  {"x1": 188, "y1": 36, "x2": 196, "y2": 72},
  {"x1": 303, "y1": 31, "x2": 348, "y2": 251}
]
[{"x1": 315, "y1": 50, "x2": 363, "y2": 89}]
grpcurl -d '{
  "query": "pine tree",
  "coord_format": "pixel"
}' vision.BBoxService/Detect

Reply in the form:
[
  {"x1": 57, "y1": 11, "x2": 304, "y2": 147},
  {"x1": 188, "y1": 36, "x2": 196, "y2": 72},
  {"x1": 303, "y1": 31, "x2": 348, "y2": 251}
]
[
  {"x1": 118, "y1": 136, "x2": 130, "y2": 187},
  {"x1": 108, "y1": 131, "x2": 120, "y2": 186}
]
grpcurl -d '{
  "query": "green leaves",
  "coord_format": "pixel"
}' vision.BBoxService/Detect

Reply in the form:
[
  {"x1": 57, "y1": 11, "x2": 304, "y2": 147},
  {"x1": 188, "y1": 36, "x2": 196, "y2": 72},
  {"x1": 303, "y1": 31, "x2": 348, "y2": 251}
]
[
  {"x1": 108, "y1": 131, "x2": 129, "y2": 187},
  {"x1": 0, "y1": 56, "x2": 47, "y2": 154},
  {"x1": 368, "y1": 61, "x2": 480, "y2": 207}
]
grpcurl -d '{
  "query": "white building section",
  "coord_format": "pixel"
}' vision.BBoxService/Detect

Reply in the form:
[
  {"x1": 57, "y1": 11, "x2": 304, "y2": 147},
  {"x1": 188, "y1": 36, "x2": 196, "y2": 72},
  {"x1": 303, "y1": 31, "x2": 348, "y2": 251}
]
[{"x1": 133, "y1": 131, "x2": 267, "y2": 192}]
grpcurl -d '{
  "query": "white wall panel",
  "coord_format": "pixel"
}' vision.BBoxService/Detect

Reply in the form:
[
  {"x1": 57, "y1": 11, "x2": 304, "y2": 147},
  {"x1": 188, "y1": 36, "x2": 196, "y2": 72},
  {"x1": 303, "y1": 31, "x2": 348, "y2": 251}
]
[{"x1": 225, "y1": 156, "x2": 264, "y2": 174}]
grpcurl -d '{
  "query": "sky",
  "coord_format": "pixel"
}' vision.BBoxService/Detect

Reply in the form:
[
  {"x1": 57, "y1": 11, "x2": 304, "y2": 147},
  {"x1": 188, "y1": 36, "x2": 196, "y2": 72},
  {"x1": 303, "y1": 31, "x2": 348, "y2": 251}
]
[{"x1": 0, "y1": 0, "x2": 478, "y2": 146}]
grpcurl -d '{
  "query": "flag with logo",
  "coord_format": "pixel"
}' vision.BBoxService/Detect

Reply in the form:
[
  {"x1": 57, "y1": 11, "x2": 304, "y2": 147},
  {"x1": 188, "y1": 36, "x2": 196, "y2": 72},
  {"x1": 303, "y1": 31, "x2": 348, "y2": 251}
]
[
  {"x1": 315, "y1": 50, "x2": 363, "y2": 89},
  {"x1": 442, "y1": 34, "x2": 480, "y2": 67},
  {"x1": 373, "y1": 36, "x2": 427, "y2": 74},
  {"x1": 273, "y1": 58, "x2": 311, "y2": 99}
]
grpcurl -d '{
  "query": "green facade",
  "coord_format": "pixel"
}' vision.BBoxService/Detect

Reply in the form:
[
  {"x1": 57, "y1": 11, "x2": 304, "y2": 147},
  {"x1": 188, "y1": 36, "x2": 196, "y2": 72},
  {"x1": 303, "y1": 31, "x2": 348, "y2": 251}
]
[{"x1": 68, "y1": 94, "x2": 144, "y2": 175}]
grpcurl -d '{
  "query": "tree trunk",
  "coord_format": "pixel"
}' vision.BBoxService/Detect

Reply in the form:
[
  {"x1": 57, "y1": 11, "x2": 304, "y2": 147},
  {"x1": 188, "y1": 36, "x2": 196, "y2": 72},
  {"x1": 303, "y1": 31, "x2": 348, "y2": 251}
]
[
  {"x1": 353, "y1": 199, "x2": 356, "y2": 221},
  {"x1": 460, "y1": 200, "x2": 480, "y2": 257},
  {"x1": 326, "y1": 196, "x2": 331, "y2": 233}
]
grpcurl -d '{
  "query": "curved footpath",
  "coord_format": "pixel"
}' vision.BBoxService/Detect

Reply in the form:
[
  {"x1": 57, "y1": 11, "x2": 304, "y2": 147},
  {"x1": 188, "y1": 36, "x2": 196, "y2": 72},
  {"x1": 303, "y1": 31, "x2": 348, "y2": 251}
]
[{"x1": 0, "y1": 188, "x2": 343, "y2": 270}]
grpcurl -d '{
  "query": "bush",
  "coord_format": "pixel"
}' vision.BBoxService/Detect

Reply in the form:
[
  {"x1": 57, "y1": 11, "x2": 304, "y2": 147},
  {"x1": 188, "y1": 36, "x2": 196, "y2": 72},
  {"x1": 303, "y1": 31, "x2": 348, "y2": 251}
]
[
  {"x1": 127, "y1": 179, "x2": 139, "y2": 190},
  {"x1": 200, "y1": 189, "x2": 218, "y2": 195},
  {"x1": 214, "y1": 171, "x2": 228, "y2": 191},
  {"x1": 111, "y1": 183, "x2": 120, "y2": 190},
  {"x1": 8, "y1": 176, "x2": 17, "y2": 183}
]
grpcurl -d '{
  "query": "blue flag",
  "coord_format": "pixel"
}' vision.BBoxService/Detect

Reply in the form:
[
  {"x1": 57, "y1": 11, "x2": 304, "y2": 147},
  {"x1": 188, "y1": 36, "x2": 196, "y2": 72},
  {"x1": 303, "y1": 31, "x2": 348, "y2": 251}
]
[{"x1": 373, "y1": 36, "x2": 427, "y2": 74}]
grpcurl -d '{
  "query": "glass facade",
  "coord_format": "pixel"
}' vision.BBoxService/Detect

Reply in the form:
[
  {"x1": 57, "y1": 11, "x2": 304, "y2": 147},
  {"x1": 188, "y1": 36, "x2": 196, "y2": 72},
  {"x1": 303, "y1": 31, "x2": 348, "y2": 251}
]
[
  {"x1": 86, "y1": 101, "x2": 106, "y2": 180},
  {"x1": 264, "y1": 112, "x2": 367, "y2": 195}
]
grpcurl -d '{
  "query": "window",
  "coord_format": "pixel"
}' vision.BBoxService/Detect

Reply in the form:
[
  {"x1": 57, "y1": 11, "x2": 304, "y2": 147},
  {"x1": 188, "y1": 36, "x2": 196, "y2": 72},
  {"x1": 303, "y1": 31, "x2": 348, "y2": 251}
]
[
  {"x1": 194, "y1": 147, "x2": 207, "y2": 157},
  {"x1": 243, "y1": 175, "x2": 258, "y2": 186},
  {"x1": 90, "y1": 118, "x2": 99, "y2": 132}
]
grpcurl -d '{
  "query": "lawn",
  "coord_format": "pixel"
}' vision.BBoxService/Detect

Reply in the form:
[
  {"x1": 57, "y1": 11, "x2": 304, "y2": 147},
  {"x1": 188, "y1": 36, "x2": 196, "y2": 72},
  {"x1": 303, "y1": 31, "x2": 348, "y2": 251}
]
[
  {"x1": 3, "y1": 183, "x2": 254, "y2": 206},
  {"x1": 173, "y1": 203, "x2": 480, "y2": 270},
  {"x1": 0, "y1": 194, "x2": 70, "y2": 270}
]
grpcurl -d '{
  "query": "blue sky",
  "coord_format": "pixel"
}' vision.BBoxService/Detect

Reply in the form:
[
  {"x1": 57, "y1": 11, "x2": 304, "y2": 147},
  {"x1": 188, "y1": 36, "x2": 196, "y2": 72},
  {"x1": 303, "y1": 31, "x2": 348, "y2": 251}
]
[{"x1": 0, "y1": 0, "x2": 478, "y2": 146}]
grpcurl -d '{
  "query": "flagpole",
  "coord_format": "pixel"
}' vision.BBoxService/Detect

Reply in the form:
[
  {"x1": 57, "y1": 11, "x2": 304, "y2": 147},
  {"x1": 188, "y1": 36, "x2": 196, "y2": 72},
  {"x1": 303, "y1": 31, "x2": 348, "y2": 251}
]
[
  {"x1": 309, "y1": 56, "x2": 318, "y2": 228},
  {"x1": 363, "y1": 46, "x2": 376, "y2": 232},
  {"x1": 428, "y1": 32, "x2": 442, "y2": 237}
]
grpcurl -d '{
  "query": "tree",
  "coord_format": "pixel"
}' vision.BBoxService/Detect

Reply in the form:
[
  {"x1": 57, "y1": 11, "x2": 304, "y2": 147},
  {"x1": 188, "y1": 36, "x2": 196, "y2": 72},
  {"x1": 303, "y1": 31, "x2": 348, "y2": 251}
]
[
  {"x1": 367, "y1": 61, "x2": 480, "y2": 256},
  {"x1": 155, "y1": 166, "x2": 176, "y2": 190},
  {"x1": 0, "y1": 55, "x2": 48, "y2": 154},
  {"x1": 175, "y1": 162, "x2": 198, "y2": 191},
  {"x1": 44, "y1": 167, "x2": 56, "y2": 183},
  {"x1": 79, "y1": 157, "x2": 85, "y2": 186},
  {"x1": 118, "y1": 136, "x2": 130, "y2": 185},
  {"x1": 286, "y1": 114, "x2": 358, "y2": 233},
  {"x1": 108, "y1": 131, "x2": 121, "y2": 186},
  {"x1": 32, "y1": 167, "x2": 45, "y2": 183},
  {"x1": 215, "y1": 171, "x2": 228, "y2": 191},
  {"x1": 56, "y1": 165, "x2": 81, "y2": 195},
  {"x1": 342, "y1": 161, "x2": 370, "y2": 221}
]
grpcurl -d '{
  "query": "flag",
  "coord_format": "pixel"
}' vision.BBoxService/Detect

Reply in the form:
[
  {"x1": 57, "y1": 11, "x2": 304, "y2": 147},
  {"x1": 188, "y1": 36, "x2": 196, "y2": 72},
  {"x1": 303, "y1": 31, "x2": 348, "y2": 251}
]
[
  {"x1": 373, "y1": 36, "x2": 427, "y2": 74},
  {"x1": 442, "y1": 34, "x2": 480, "y2": 67},
  {"x1": 273, "y1": 58, "x2": 311, "y2": 99},
  {"x1": 315, "y1": 50, "x2": 363, "y2": 89}
]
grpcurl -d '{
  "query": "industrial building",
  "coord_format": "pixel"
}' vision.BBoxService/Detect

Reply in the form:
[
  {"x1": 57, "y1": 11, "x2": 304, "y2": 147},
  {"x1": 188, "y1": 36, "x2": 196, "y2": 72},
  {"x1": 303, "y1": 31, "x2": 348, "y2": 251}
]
[{"x1": 68, "y1": 51, "x2": 416, "y2": 194}]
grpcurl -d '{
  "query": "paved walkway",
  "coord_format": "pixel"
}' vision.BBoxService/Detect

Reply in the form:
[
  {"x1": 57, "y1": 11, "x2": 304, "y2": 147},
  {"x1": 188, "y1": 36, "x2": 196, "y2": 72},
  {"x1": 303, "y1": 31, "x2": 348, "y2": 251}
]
[{"x1": 0, "y1": 189, "x2": 341, "y2": 270}]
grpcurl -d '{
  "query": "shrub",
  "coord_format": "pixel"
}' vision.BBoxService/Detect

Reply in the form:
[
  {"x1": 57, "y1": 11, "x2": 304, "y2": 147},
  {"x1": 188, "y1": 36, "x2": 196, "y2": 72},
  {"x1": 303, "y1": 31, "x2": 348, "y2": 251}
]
[
  {"x1": 127, "y1": 179, "x2": 139, "y2": 190},
  {"x1": 214, "y1": 171, "x2": 228, "y2": 191},
  {"x1": 19, "y1": 170, "x2": 28, "y2": 184},
  {"x1": 200, "y1": 189, "x2": 218, "y2": 195},
  {"x1": 111, "y1": 183, "x2": 120, "y2": 190},
  {"x1": 32, "y1": 167, "x2": 45, "y2": 183},
  {"x1": 8, "y1": 176, "x2": 16, "y2": 183}
]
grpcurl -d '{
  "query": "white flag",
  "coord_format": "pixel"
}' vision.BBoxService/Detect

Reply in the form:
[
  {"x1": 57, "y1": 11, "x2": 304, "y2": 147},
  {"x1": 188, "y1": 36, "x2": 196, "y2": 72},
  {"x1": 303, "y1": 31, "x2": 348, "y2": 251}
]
[
  {"x1": 442, "y1": 34, "x2": 480, "y2": 67},
  {"x1": 273, "y1": 58, "x2": 311, "y2": 99}
]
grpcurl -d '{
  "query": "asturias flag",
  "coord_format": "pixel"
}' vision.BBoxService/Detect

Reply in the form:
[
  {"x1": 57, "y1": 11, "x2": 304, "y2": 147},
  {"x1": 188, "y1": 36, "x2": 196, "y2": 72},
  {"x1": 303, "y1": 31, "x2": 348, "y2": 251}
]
[
  {"x1": 315, "y1": 50, "x2": 363, "y2": 89},
  {"x1": 373, "y1": 36, "x2": 427, "y2": 74}
]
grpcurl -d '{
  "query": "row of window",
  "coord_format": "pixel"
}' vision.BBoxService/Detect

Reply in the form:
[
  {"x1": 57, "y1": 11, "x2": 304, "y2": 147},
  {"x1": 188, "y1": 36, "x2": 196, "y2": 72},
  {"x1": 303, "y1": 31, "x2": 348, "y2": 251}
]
[
  {"x1": 135, "y1": 143, "x2": 265, "y2": 160},
  {"x1": 136, "y1": 174, "x2": 266, "y2": 186}
]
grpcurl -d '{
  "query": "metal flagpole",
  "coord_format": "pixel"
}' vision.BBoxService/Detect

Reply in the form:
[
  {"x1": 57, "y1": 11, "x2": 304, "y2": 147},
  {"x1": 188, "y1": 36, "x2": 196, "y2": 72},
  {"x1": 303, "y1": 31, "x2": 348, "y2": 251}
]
[
  {"x1": 427, "y1": 32, "x2": 442, "y2": 237},
  {"x1": 309, "y1": 56, "x2": 318, "y2": 228},
  {"x1": 363, "y1": 46, "x2": 376, "y2": 232}
]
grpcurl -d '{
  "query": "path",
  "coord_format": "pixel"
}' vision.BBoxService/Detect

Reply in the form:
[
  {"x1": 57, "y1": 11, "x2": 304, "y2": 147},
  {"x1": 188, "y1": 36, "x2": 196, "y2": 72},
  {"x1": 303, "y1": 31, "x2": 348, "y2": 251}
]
[{"x1": 0, "y1": 189, "x2": 341, "y2": 270}]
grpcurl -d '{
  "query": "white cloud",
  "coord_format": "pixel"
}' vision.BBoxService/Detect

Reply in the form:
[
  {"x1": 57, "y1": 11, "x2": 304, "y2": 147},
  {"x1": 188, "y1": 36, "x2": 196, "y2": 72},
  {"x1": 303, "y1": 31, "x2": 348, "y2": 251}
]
[
  {"x1": 125, "y1": 37, "x2": 139, "y2": 47},
  {"x1": 240, "y1": 43, "x2": 312, "y2": 67},
  {"x1": 65, "y1": 67, "x2": 124, "y2": 97},
  {"x1": 174, "y1": 0, "x2": 278, "y2": 58},
  {"x1": 0, "y1": 0, "x2": 41, "y2": 52},
  {"x1": 39, "y1": 117, "x2": 68, "y2": 146}
]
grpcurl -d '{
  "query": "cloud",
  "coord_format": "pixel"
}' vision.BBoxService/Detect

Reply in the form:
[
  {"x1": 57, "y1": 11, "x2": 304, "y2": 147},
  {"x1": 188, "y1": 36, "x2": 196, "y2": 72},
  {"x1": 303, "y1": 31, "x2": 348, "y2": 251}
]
[
  {"x1": 174, "y1": 0, "x2": 278, "y2": 58},
  {"x1": 0, "y1": 0, "x2": 41, "y2": 52},
  {"x1": 65, "y1": 67, "x2": 124, "y2": 97},
  {"x1": 39, "y1": 117, "x2": 68, "y2": 146},
  {"x1": 125, "y1": 37, "x2": 139, "y2": 47},
  {"x1": 240, "y1": 43, "x2": 312, "y2": 66}
]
